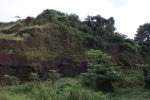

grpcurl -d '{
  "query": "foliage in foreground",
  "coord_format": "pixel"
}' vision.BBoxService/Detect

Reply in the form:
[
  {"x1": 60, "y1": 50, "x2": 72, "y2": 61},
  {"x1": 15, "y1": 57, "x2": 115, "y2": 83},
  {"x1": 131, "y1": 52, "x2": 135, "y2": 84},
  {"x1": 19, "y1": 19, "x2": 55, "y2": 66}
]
[
  {"x1": 0, "y1": 76, "x2": 150, "y2": 100},
  {"x1": 0, "y1": 78, "x2": 107, "y2": 100}
]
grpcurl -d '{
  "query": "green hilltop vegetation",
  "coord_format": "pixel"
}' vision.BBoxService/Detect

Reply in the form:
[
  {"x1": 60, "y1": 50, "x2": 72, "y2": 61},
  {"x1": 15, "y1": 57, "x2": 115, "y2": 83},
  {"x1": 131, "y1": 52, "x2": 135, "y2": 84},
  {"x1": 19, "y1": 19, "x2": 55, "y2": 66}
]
[{"x1": 0, "y1": 9, "x2": 150, "y2": 100}]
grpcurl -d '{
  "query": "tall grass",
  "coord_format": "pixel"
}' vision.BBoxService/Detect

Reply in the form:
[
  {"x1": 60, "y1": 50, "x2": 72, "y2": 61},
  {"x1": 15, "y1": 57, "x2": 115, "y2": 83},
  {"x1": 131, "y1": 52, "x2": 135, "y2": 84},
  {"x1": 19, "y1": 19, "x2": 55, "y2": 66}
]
[
  {"x1": 0, "y1": 75, "x2": 150, "y2": 100},
  {"x1": 0, "y1": 78, "x2": 107, "y2": 100},
  {"x1": 0, "y1": 33, "x2": 24, "y2": 41}
]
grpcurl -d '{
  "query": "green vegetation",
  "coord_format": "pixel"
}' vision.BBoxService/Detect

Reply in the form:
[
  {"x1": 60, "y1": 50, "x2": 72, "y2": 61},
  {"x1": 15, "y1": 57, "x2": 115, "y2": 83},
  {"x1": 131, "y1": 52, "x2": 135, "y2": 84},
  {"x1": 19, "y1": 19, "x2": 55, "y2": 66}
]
[
  {"x1": 80, "y1": 49, "x2": 122, "y2": 91},
  {"x1": 137, "y1": 64, "x2": 150, "y2": 89},
  {"x1": 0, "y1": 77, "x2": 150, "y2": 100},
  {"x1": 0, "y1": 78, "x2": 107, "y2": 100},
  {"x1": 0, "y1": 9, "x2": 150, "y2": 99},
  {"x1": 135, "y1": 23, "x2": 150, "y2": 63}
]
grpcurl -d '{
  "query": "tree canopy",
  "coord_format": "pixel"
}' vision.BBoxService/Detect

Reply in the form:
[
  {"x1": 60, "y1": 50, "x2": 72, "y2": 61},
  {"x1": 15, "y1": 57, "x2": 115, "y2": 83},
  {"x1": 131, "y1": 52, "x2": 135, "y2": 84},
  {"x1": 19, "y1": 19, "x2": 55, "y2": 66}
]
[
  {"x1": 135, "y1": 23, "x2": 150, "y2": 63},
  {"x1": 135, "y1": 23, "x2": 150, "y2": 46}
]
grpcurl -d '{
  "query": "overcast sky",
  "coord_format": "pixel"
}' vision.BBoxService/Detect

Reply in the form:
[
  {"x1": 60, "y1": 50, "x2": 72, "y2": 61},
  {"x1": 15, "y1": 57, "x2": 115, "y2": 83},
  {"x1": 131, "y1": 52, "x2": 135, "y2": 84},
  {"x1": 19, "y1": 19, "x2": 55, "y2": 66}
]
[{"x1": 0, "y1": 0, "x2": 150, "y2": 38}]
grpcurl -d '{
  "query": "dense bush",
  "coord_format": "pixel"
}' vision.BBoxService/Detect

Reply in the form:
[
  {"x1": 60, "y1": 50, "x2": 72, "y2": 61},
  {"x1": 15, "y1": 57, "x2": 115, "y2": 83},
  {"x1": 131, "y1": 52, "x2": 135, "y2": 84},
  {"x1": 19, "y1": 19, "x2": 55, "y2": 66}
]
[
  {"x1": 136, "y1": 64, "x2": 150, "y2": 89},
  {"x1": 142, "y1": 64, "x2": 150, "y2": 89},
  {"x1": 80, "y1": 49, "x2": 122, "y2": 91}
]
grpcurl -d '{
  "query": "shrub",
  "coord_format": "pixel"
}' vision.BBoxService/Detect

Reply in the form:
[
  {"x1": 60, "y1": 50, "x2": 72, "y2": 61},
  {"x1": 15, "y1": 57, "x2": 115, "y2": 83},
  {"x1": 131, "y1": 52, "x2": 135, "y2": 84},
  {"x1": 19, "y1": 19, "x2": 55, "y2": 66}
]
[
  {"x1": 80, "y1": 49, "x2": 122, "y2": 91},
  {"x1": 29, "y1": 73, "x2": 41, "y2": 82},
  {"x1": 4, "y1": 75, "x2": 20, "y2": 85},
  {"x1": 142, "y1": 64, "x2": 150, "y2": 89},
  {"x1": 85, "y1": 49, "x2": 113, "y2": 64},
  {"x1": 47, "y1": 70, "x2": 61, "y2": 85}
]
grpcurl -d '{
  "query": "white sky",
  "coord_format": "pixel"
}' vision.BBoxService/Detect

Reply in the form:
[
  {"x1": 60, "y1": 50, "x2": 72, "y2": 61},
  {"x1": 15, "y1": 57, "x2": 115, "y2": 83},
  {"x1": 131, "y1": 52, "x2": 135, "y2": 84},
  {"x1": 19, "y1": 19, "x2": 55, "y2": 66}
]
[{"x1": 0, "y1": 0, "x2": 150, "y2": 38}]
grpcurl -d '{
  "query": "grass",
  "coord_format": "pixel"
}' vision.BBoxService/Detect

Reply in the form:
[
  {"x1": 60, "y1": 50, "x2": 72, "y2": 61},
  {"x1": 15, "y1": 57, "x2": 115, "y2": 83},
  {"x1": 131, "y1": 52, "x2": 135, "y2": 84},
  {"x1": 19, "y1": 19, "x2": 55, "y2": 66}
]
[
  {"x1": 0, "y1": 78, "x2": 107, "y2": 100},
  {"x1": 0, "y1": 22, "x2": 25, "y2": 41},
  {"x1": 0, "y1": 62, "x2": 149, "y2": 100},
  {"x1": 109, "y1": 87, "x2": 150, "y2": 100},
  {"x1": 0, "y1": 32, "x2": 24, "y2": 41},
  {"x1": 0, "y1": 22, "x2": 16, "y2": 31},
  {"x1": 0, "y1": 74, "x2": 150, "y2": 100}
]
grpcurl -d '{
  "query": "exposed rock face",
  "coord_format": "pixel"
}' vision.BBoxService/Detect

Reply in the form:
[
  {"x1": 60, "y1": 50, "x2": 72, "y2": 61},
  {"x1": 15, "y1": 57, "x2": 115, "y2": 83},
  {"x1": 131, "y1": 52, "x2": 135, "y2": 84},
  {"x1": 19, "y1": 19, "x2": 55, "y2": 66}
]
[
  {"x1": 0, "y1": 27, "x2": 86, "y2": 86},
  {"x1": 0, "y1": 56, "x2": 87, "y2": 85},
  {"x1": 0, "y1": 39, "x2": 25, "y2": 50},
  {"x1": 0, "y1": 39, "x2": 86, "y2": 85},
  {"x1": 110, "y1": 51, "x2": 143, "y2": 69},
  {"x1": 16, "y1": 27, "x2": 42, "y2": 36},
  {"x1": 51, "y1": 56, "x2": 87, "y2": 77},
  {"x1": 0, "y1": 53, "x2": 12, "y2": 66}
]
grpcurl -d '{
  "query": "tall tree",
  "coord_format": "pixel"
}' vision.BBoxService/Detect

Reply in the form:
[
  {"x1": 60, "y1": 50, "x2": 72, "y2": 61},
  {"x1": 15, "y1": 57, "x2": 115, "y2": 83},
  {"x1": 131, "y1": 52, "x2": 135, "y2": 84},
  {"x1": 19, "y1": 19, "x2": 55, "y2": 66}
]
[
  {"x1": 135, "y1": 23, "x2": 150, "y2": 46},
  {"x1": 135, "y1": 23, "x2": 150, "y2": 63}
]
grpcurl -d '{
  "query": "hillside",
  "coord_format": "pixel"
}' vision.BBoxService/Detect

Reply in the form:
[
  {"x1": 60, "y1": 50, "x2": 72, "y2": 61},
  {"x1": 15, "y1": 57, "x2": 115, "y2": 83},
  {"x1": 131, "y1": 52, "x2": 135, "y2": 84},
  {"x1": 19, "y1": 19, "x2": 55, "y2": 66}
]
[{"x1": 0, "y1": 9, "x2": 150, "y2": 100}]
